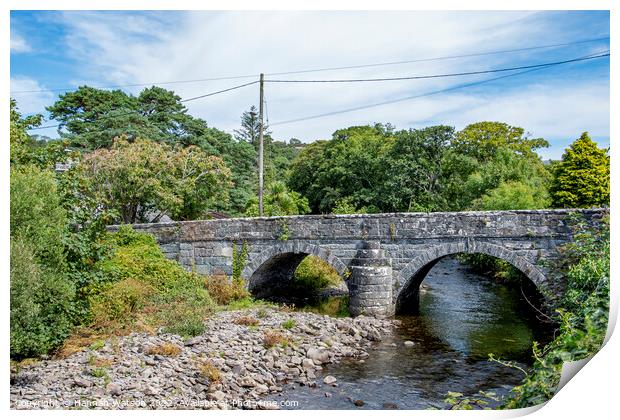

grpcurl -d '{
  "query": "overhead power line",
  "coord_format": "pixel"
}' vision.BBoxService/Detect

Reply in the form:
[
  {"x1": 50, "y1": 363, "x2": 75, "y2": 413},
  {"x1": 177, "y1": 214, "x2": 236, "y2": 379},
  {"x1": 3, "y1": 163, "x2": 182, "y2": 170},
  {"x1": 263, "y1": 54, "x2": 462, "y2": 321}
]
[
  {"x1": 266, "y1": 53, "x2": 610, "y2": 83},
  {"x1": 11, "y1": 36, "x2": 609, "y2": 94},
  {"x1": 265, "y1": 36, "x2": 610, "y2": 77},
  {"x1": 270, "y1": 52, "x2": 610, "y2": 126}
]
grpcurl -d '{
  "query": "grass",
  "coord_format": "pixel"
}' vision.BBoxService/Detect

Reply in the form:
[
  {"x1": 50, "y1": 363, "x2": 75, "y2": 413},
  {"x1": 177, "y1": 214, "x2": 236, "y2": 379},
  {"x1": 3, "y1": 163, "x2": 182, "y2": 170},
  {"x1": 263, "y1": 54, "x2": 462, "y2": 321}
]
[
  {"x1": 145, "y1": 343, "x2": 182, "y2": 357},
  {"x1": 281, "y1": 319, "x2": 296, "y2": 330},
  {"x1": 300, "y1": 295, "x2": 350, "y2": 318},
  {"x1": 90, "y1": 367, "x2": 107, "y2": 378}
]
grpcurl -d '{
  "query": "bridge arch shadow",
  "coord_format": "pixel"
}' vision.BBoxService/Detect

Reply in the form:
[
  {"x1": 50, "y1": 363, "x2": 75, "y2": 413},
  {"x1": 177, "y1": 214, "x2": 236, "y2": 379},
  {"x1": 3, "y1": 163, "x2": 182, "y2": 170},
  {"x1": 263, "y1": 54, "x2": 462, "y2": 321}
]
[
  {"x1": 395, "y1": 240, "x2": 551, "y2": 315},
  {"x1": 241, "y1": 241, "x2": 349, "y2": 301}
]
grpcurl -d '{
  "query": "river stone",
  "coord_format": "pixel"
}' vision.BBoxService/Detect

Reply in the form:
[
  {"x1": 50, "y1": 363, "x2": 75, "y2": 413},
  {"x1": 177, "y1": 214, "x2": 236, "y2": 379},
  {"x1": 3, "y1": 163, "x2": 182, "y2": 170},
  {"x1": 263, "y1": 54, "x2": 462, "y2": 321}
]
[
  {"x1": 208, "y1": 390, "x2": 226, "y2": 401},
  {"x1": 184, "y1": 337, "x2": 203, "y2": 346},
  {"x1": 302, "y1": 358, "x2": 315, "y2": 370},
  {"x1": 307, "y1": 348, "x2": 329, "y2": 365},
  {"x1": 404, "y1": 341, "x2": 414, "y2": 347},
  {"x1": 323, "y1": 375, "x2": 337, "y2": 385},
  {"x1": 238, "y1": 376, "x2": 256, "y2": 388},
  {"x1": 106, "y1": 382, "x2": 122, "y2": 396}
]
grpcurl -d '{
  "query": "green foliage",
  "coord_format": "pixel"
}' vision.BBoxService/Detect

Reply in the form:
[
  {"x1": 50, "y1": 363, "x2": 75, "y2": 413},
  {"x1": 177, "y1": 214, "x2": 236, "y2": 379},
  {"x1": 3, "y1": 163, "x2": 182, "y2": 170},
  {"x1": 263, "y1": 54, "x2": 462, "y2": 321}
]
[
  {"x1": 452, "y1": 121, "x2": 549, "y2": 162},
  {"x1": 458, "y1": 148, "x2": 551, "y2": 211},
  {"x1": 380, "y1": 125, "x2": 454, "y2": 212},
  {"x1": 443, "y1": 391, "x2": 500, "y2": 410},
  {"x1": 245, "y1": 181, "x2": 310, "y2": 217},
  {"x1": 232, "y1": 241, "x2": 249, "y2": 281},
  {"x1": 472, "y1": 181, "x2": 551, "y2": 210},
  {"x1": 10, "y1": 99, "x2": 73, "y2": 170},
  {"x1": 76, "y1": 137, "x2": 232, "y2": 223},
  {"x1": 293, "y1": 255, "x2": 343, "y2": 291},
  {"x1": 288, "y1": 122, "x2": 551, "y2": 214},
  {"x1": 550, "y1": 132, "x2": 610, "y2": 208},
  {"x1": 281, "y1": 319, "x2": 296, "y2": 330},
  {"x1": 10, "y1": 166, "x2": 67, "y2": 269},
  {"x1": 10, "y1": 166, "x2": 76, "y2": 358},
  {"x1": 288, "y1": 124, "x2": 394, "y2": 213},
  {"x1": 10, "y1": 238, "x2": 75, "y2": 358},
  {"x1": 500, "y1": 215, "x2": 609, "y2": 408},
  {"x1": 90, "y1": 226, "x2": 214, "y2": 336}
]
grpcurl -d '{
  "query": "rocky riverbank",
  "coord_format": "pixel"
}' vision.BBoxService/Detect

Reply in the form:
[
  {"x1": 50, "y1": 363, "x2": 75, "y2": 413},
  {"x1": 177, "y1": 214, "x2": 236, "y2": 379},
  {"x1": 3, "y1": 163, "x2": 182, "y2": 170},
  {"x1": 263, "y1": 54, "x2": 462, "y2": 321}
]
[{"x1": 11, "y1": 309, "x2": 395, "y2": 410}]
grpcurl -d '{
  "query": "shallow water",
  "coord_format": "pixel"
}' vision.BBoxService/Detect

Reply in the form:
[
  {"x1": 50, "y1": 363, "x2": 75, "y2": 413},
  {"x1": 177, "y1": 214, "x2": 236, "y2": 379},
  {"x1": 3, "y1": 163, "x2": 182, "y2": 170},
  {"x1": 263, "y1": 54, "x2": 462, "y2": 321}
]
[{"x1": 277, "y1": 257, "x2": 553, "y2": 409}]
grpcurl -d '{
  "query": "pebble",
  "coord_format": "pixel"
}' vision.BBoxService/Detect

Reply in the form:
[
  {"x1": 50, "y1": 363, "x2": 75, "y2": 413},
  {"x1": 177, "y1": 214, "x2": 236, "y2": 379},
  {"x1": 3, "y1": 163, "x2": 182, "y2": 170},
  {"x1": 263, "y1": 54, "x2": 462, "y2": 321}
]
[
  {"x1": 10, "y1": 310, "x2": 395, "y2": 410},
  {"x1": 404, "y1": 341, "x2": 415, "y2": 347},
  {"x1": 323, "y1": 375, "x2": 337, "y2": 385}
]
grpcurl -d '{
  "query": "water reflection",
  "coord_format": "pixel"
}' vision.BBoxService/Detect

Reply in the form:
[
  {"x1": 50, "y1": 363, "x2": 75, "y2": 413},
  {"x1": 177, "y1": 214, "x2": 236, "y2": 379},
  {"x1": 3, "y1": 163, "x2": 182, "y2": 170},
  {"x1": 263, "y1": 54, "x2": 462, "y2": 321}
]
[{"x1": 278, "y1": 256, "x2": 554, "y2": 409}]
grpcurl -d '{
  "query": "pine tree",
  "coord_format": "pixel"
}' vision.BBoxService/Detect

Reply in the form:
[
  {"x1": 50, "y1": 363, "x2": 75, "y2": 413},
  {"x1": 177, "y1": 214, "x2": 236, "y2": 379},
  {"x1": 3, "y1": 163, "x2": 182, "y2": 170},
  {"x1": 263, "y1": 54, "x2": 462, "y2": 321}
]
[{"x1": 550, "y1": 132, "x2": 610, "y2": 208}]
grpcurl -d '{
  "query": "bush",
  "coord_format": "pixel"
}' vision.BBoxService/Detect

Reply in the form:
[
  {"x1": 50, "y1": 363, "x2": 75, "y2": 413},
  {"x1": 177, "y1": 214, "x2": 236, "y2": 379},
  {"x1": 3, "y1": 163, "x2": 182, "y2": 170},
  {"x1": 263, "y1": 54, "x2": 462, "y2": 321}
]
[
  {"x1": 293, "y1": 255, "x2": 343, "y2": 292},
  {"x1": 88, "y1": 226, "x2": 214, "y2": 337},
  {"x1": 10, "y1": 166, "x2": 75, "y2": 359},
  {"x1": 10, "y1": 165, "x2": 66, "y2": 270},
  {"x1": 10, "y1": 238, "x2": 75, "y2": 358},
  {"x1": 204, "y1": 275, "x2": 249, "y2": 305}
]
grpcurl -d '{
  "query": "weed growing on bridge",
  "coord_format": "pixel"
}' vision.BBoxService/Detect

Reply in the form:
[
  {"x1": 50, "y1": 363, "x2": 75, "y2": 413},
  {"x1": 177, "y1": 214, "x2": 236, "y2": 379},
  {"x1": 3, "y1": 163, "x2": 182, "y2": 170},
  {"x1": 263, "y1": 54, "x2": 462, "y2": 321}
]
[{"x1": 232, "y1": 241, "x2": 248, "y2": 281}]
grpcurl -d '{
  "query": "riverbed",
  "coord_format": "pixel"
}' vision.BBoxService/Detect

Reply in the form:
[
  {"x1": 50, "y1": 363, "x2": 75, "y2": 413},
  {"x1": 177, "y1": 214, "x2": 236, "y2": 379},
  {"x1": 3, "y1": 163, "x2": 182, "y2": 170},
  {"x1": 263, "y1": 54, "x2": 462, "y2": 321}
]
[{"x1": 277, "y1": 257, "x2": 554, "y2": 409}]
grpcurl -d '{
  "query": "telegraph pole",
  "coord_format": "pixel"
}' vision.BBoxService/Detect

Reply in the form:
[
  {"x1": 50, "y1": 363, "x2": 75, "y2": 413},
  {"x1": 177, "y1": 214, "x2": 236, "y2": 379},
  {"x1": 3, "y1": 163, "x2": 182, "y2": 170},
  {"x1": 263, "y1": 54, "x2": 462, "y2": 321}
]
[{"x1": 258, "y1": 73, "x2": 265, "y2": 217}]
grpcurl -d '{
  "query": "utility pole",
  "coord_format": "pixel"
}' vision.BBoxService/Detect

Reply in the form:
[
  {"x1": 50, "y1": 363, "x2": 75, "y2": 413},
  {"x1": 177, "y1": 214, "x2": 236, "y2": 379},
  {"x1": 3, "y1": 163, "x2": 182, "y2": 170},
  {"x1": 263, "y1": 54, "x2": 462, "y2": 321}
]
[{"x1": 258, "y1": 73, "x2": 265, "y2": 217}]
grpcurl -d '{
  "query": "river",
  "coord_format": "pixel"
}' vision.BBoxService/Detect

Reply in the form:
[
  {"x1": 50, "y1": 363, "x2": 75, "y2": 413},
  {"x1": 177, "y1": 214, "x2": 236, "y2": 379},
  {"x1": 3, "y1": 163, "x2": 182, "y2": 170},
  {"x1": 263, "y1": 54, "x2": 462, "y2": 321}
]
[{"x1": 277, "y1": 256, "x2": 554, "y2": 409}]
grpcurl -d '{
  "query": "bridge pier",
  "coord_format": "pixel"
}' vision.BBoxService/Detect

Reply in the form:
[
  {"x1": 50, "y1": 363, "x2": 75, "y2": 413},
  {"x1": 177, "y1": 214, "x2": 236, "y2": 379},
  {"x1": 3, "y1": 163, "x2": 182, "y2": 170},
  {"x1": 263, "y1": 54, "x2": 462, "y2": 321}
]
[{"x1": 348, "y1": 241, "x2": 394, "y2": 318}]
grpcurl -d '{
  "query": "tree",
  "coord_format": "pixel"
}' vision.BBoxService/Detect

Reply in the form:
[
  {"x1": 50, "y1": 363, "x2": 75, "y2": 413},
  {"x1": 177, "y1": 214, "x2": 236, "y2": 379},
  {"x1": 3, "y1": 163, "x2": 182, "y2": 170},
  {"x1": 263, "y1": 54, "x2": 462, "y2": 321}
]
[
  {"x1": 47, "y1": 87, "x2": 257, "y2": 215},
  {"x1": 453, "y1": 122, "x2": 549, "y2": 162},
  {"x1": 245, "y1": 181, "x2": 310, "y2": 216},
  {"x1": 10, "y1": 99, "x2": 71, "y2": 170},
  {"x1": 288, "y1": 124, "x2": 394, "y2": 213},
  {"x1": 76, "y1": 137, "x2": 232, "y2": 223},
  {"x1": 234, "y1": 105, "x2": 271, "y2": 148},
  {"x1": 47, "y1": 86, "x2": 212, "y2": 149},
  {"x1": 550, "y1": 132, "x2": 610, "y2": 208},
  {"x1": 380, "y1": 126, "x2": 454, "y2": 212},
  {"x1": 472, "y1": 181, "x2": 551, "y2": 210}
]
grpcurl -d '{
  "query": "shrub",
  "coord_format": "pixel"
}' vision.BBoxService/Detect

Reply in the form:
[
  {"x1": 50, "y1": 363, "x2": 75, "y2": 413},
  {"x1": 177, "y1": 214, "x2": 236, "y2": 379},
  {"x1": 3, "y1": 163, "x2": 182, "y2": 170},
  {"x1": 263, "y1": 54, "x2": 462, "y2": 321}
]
[
  {"x1": 293, "y1": 255, "x2": 343, "y2": 292},
  {"x1": 88, "y1": 226, "x2": 214, "y2": 337},
  {"x1": 10, "y1": 165, "x2": 67, "y2": 270},
  {"x1": 10, "y1": 238, "x2": 75, "y2": 358},
  {"x1": 204, "y1": 275, "x2": 249, "y2": 305},
  {"x1": 89, "y1": 278, "x2": 155, "y2": 328},
  {"x1": 9, "y1": 168, "x2": 77, "y2": 358}
]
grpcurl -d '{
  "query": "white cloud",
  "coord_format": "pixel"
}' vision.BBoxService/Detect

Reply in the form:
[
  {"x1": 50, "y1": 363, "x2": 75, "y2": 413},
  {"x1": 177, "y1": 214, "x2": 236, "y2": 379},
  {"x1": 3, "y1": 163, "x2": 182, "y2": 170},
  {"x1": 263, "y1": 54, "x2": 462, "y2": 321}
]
[
  {"x1": 15, "y1": 11, "x2": 609, "y2": 158},
  {"x1": 10, "y1": 32, "x2": 31, "y2": 53},
  {"x1": 10, "y1": 77, "x2": 54, "y2": 116}
]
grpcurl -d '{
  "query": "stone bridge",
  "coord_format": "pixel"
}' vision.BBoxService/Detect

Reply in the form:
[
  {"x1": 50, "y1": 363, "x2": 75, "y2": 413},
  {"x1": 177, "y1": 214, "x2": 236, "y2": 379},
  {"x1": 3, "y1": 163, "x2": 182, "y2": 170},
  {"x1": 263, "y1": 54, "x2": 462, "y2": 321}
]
[{"x1": 118, "y1": 209, "x2": 606, "y2": 317}]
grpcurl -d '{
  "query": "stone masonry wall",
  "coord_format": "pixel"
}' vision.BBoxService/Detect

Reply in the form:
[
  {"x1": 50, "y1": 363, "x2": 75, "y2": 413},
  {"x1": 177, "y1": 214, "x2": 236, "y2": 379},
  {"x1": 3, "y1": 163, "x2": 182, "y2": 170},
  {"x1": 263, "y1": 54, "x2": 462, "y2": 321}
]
[{"x1": 110, "y1": 208, "x2": 607, "y2": 316}]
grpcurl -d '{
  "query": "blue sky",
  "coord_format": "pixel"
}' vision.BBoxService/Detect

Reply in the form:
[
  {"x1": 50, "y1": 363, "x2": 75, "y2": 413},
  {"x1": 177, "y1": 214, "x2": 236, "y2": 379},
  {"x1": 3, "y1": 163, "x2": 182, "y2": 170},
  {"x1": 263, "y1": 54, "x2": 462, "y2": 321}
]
[{"x1": 10, "y1": 10, "x2": 610, "y2": 159}]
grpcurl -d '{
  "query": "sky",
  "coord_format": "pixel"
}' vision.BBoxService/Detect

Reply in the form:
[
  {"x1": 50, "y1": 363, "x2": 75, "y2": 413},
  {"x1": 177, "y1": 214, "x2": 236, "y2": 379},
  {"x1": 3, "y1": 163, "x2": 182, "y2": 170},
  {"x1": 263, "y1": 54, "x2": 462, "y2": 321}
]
[{"x1": 10, "y1": 10, "x2": 610, "y2": 160}]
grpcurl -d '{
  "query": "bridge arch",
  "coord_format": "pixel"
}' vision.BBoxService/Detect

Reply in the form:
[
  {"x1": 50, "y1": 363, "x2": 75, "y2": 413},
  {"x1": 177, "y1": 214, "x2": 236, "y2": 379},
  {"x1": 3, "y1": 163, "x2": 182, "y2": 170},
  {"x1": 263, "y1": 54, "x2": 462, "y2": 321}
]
[
  {"x1": 395, "y1": 240, "x2": 550, "y2": 314},
  {"x1": 241, "y1": 240, "x2": 348, "y2": 298}
]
